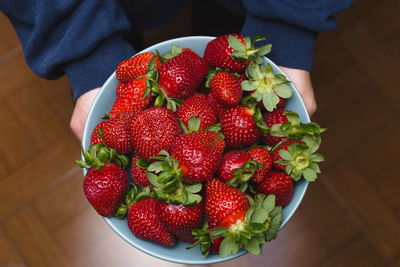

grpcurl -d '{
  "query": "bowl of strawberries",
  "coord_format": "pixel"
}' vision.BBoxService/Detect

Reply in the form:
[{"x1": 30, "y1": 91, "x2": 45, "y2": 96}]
[{"x1": 78, "y1": 35, "x2": 325, "y2": 264}]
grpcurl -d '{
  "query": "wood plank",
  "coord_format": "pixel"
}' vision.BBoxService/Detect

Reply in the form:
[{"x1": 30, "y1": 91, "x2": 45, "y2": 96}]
[
  {"x1": 315, "y1": 87, "x2": 393, "y2": 168},
  {"x1": 323, "y1": 156, "x2": 400, "y2": 259},
  {"x1": 320, "y1": 235, "x2": 389, "y2": 267},
  {"x1": 32, "y1": 173, "x2": 186, "y2": 267},
  {"x1": 0, "y1": 13, "x2": 21, "y2": 58},
  {"x1": 0, "y1": 228, "x2": 23, "y2": 266},
  {"x1": 338, "y1": 22, "x2": 400, "y2": 113},
  {"x1": 0, "y1": 137, "x2": 80, "y2": 221},
  {"x1": 4, "y1": 208, "x2": 68, "y2": 267},
  {"x1": 351, "y1": 121, "x2": 400, "y2": 183}
]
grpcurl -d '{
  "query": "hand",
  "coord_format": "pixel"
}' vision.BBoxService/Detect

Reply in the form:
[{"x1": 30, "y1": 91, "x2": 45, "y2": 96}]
[
  {"x1": 278, "y1": 66, "x2": 317, "y2": 117},
  {"x1": 70, "y1": 88, "x2": 101, "y2": 141}
]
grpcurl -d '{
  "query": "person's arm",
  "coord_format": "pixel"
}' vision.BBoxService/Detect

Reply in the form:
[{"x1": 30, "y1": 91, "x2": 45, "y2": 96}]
[
  {"x1": 1, "y1": 0, "x2": 136, "y2": 140},
  {"x1": 239, "y1": 0, "x2": 354, "y2": 116}
]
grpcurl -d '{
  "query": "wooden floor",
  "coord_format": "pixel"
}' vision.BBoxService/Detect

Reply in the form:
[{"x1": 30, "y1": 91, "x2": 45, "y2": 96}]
[{"x1": 1, "y1": 1, "x2": 400, "y2": 266}]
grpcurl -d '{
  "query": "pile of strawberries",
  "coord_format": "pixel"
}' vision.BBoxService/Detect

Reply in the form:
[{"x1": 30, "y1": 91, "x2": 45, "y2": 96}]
[{"x1": 76, "y1": 34, "x2": 325, "y2": 258}]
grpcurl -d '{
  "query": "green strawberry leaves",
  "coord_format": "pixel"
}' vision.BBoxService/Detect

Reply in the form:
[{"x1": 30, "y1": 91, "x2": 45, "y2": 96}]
[
  {"x1": 145, "y1": 150, "x2": 202, "y2": 206},
  {"x1": 75, "y1": 143, "x2": 129, "y2": 170},
  {"x1": 276, "y1": 141, "x2": 324, "y2": 182},
  {"x1": 227, "y1": 160, "x2": 264, "y2": 188},
  {"x1": 206, "y1": 194, "x2": 282, "y2": 258},
  {"x1": 228, "y1": 34, "x2": 271, "y2": 64},
  {"x1": 113, "y1": 182, "x2": 152, "y2": 218},
  {"x1": 270, "y1": 111, "x2": 326, "y2": 141},
  {"x1": 242, "y1": 63, "x2": 292, "y2": 112}
]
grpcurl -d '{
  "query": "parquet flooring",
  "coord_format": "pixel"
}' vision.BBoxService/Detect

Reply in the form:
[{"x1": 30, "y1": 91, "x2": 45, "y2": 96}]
[{"x1": 1, "y1": 0, "x2": 399, "y2": 266}]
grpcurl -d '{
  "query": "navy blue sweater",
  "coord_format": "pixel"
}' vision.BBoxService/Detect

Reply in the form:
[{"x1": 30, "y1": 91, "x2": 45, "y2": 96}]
[{"x1": 0, "y1": 0, "x2": 353, "y2": 100}]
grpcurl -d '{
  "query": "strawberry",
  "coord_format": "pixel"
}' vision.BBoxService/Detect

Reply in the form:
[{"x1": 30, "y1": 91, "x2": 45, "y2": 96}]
[
  {"x1": 155, "y1": 201, "x2": 203, "y2": 243},
  {"x1": 217, "y1": 150, "x2": 262, "y2": 187},
  {"x1": 103, "y1": 110, "x2": 140, "y2": 154},
  {"x1": 158, "y1": 50, "x2": 208, "y2": 98},
  {"x1": 204, "y1": 178, "x2": 282, "y2": 257},
  {"x1": 176, "y1": 94, "x2": 217, "y2": 131},
  {"x1": 116, "y1": 52, "x2": 161, "y2": 83},
  {"x1": 209, "y1": 72, "x2": 242, "y2": 107},
  {"x1": 220, "y1": 106, "x2": 261, "y2": 149},
  {"x1": 272, "y1": 140, "x2": 303, "y2": 171},
  {"x1": 241, "y1": 63, "x2": 292, "y2": 112},
  {"x1": 127, "y1": 198, "x2": 175, "y2": 247},
  {"x1": 204, "y1": 34, "x2": 271, "y2": 72},
  {"x1": 171, "y1": 130, "x2": 225, "y2": 184},
  {"x1": 272, "y1": 138, "x2": 324, "y2": 182},
  {"x1": 205, "y1": 178, "x2": 250, "y2": 228},
  {"x1": 90, "y1": 121, "x2": 107, "y2": 145},
  {"x1": 256, "y1": 171, "x2": 294, "y2": 207},
  {"x1": 131, "y1": 107, "x2": 182, "y2": 161},
  {"x1": 262, "y1": 108, "x2": 290, "y2": 146},
  {"x1": 116, "y1": 83, "x2": 125, "y2": 97},
  {"x1": 248, "y1": 146, "x2": 273, "y2": 184},
  {"x1": 83, "y1": 162, "x2": 129, "y2": 217},
  {"x1": 109, "y1": 77, "x2": 152, "y2": 119},
  {"x1": 207, "y1": 93, "x2": 226, "y2": 120},
  {"x1": 130, "y1": 153, "x2": 151, "y2": 187}
]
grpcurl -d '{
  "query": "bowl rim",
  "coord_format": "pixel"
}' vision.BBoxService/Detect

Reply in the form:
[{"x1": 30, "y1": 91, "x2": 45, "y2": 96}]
[{"x1": 81, "y1": 35, "x2": 310, "y2": 265}]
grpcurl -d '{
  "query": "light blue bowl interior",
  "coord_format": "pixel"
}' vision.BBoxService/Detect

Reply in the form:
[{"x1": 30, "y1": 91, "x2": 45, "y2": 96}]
[{"x1": 81, "y1": 36, "x2": 309, "y2": 265}]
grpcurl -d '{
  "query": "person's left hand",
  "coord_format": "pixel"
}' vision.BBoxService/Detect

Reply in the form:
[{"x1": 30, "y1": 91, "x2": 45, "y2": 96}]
[
  {"x1": 70, "y1": 87, "x2": 101, "y2": 141},
  {"x1": 278, "y1": 66, "x2": 317, "y2": 117}
]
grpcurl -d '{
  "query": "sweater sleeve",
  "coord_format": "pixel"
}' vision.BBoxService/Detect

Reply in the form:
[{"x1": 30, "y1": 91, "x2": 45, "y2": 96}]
[
  {"x1": 240, "y1": 0, "x2": 354, "y2": 71},
  {"x1": 0, "y1": 0, "x2": 136, "y2": 101}
]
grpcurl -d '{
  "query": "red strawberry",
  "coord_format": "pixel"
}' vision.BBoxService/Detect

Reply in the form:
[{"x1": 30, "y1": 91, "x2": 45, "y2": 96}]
[
  {"x1": 217, "y1": 150, "x2": 259, "y2": 186},
  {"x1": 248, "y1": 146, "x2": 273, "y2": 184},
  {"x1": 130, "y1": 153, "x2": 151, "y2": 187},
  {"x1": 127, "y1": 198, "x2": 175, "y2": 247},
  {"x1": 204, "y1": 34, "x2": 270, "y2": 72},
  {"x1": 207, "y1": 93, "x2": 226, "y2": 120},
  {"x1": 256, "y1": 171, "x2": 294, "y2": 207},
  {"x1": 83, "y1": 163, "x2": 128, "y2": 217},
  {"x1": 131, "y1": 107, "x2": 182, "y2": 161},
  {"x1": 171, "y1": 130, "x2": 225, "y2": 184},
  {"x1": 90, "y1": 121, "x2": 107, "y2": 145},
  {"x1": 209, "y1": 72, "x2": 242, "y2": 107},
  {"x1": 155, "y1": 201, "x2": 203, "y2": 243},
  {"x1": 220, "y1": 106, "x2": 261, "y2": 149},
  {"x1": 109, "y1": 77, "x2": 152, "y2": 119},
  {"x1": 176, "y1": 94, "x2": 217, "y2": 131},
  {"x1": 116, "y1": 52, "x2": 161, "y2": 83},
  {"x1": 116, "y1": 83, "x2": 125, "y2": 97},
  {"x1": 103, "y1": 110, "x2": 140, "y2": 154},
  {"x1": 205, "y1": 178, "x2": 250, "y2": 228},
  {"x1": 159, "y1": 50, "x2": 208, "y2": 98},
  {"x1": 262, "y1": 108, "x2": 290, "y2": 146}
]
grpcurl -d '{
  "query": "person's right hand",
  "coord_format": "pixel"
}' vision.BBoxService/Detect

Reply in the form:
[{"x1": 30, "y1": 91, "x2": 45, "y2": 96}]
[
  {"x1": 278, "y1": 66, "x2": 317, "y2": 117},
  {"x1": 70, "y1": 88, "x2": 101, "y2": 142}
]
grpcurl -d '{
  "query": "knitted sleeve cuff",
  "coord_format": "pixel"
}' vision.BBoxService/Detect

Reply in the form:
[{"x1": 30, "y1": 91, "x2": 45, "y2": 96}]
[
  {"x1": 65, "y1": 36, "x2": 135, "y2": 101},
  {"x1": 241, "y1": 13, "x2": 318, "y2": 71}
]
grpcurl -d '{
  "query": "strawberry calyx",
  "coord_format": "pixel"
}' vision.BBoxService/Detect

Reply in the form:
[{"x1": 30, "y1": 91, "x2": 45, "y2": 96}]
[
  {"x1": 113, "y1": 182, "x2": 153, "y2": 218},
  {"x1": 227, "y1": 160, "x2": 264, "y2": 190},
  {"x1": 75, "y1": 143, "x2": 129, "y2": 170},
  {"x1": 228, "y1": 34, "x2": 271, "y2": 64},
  {"x1": 145, "y1": 150, "x2": 202, "y2": 206},
  {"x1": 241, "y1": 62, "x2": 292, "y2": 112},
  {"x1": 186, "y1": 221, "x2": 213, "y2": 257},
  {"x1": 208, "y1": 194, "x2": 282, "y2": 258},
  {"x1": 270, "y1": 111, "x2": 326, "y2": 143},
  {"x1": 275, "y1": 138, "x2": 324, "y2": 182},
  {"x1": 156, "y1": 45, "x2": 185, "y2": 63}
]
